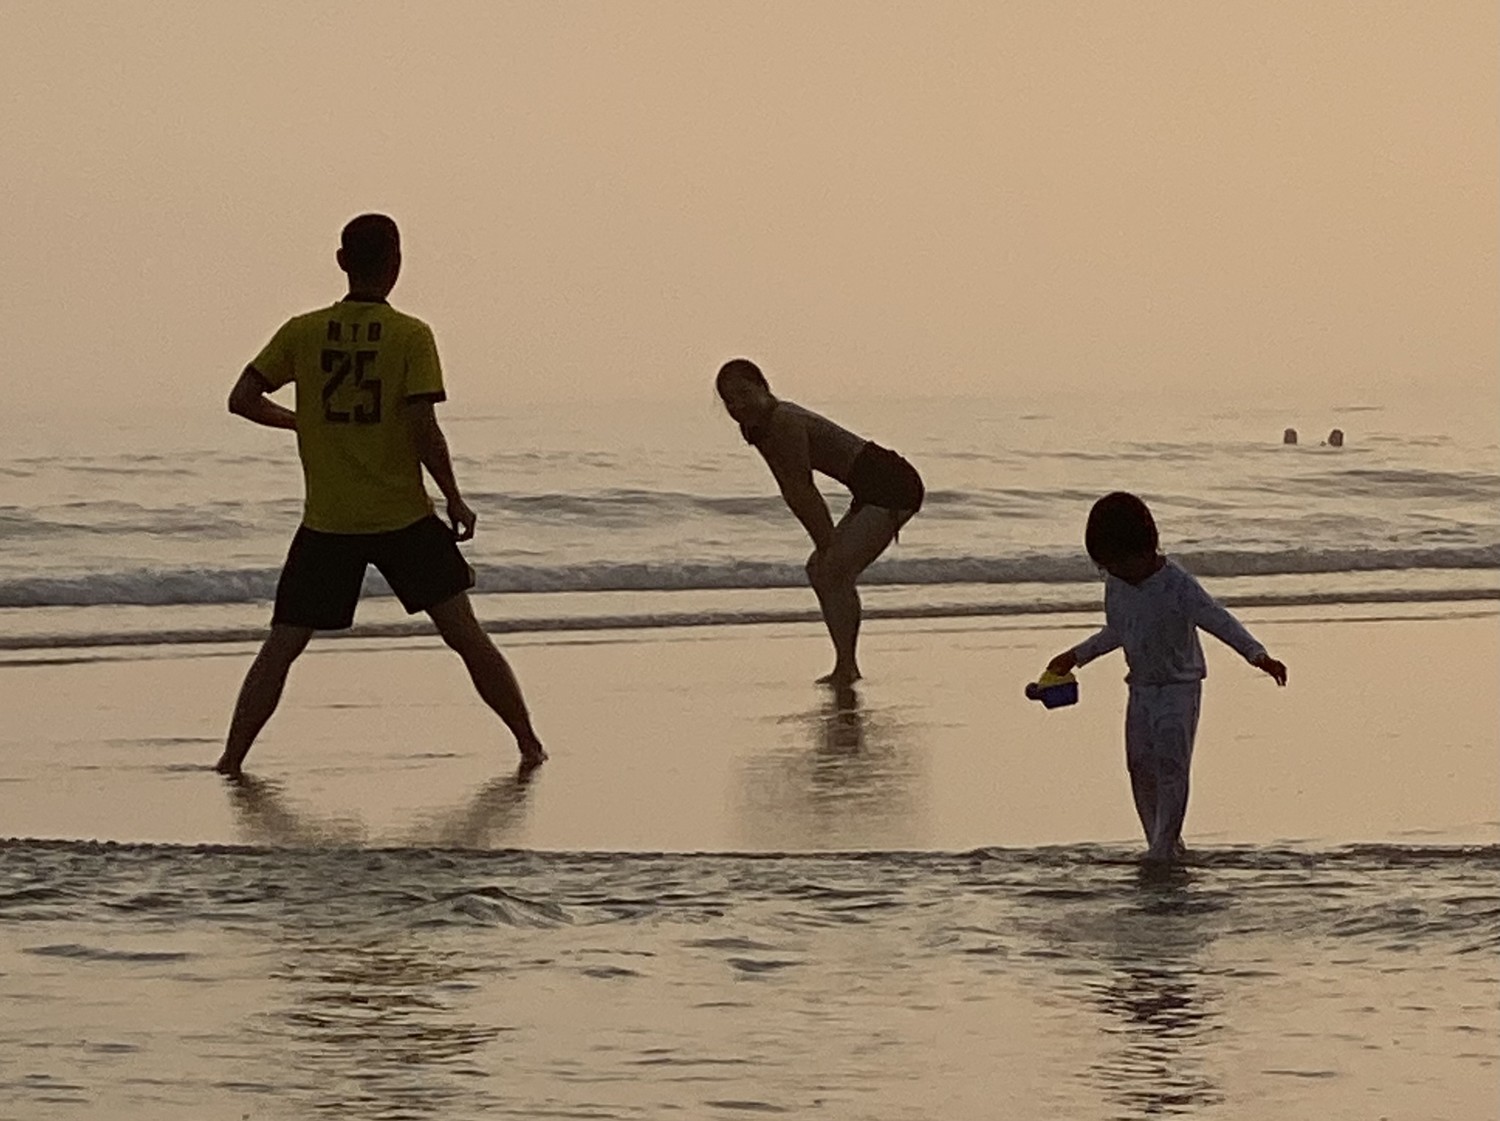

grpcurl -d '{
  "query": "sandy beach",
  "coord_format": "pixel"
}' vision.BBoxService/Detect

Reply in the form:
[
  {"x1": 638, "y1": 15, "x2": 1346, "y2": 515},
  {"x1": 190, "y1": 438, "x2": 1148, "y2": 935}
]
[{"x1": 2, "y1": 603, "x2": 1494, "y2": 852}]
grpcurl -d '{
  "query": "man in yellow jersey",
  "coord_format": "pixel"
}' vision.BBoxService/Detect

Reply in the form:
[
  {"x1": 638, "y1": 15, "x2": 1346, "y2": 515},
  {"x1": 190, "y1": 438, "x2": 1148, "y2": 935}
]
[{"x1": 215, "y1": 214, "x2": 546, "y2": 777}]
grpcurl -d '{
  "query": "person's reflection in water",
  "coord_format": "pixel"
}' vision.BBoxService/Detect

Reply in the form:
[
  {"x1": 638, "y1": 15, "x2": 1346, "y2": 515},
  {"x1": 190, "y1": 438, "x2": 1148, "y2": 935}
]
[
  {"x1": 822, "y1": 684, "x2": 865, "y2": 754},
  {"x1": 736, "y1": 685, "x2": 926, "y2": 850},
  {"x1": 224, "y1": 766, "x2": 540, "y2": 850},
  {"x1": 221, "y1": 774, "x2": 534, "y2": 1117},
  {"x1": 1085, "y1": 868, "x2": 1224, "y2": 1117},
  {"x1": 267, "y1": 904, "x2": 508, "y2": 1117}
]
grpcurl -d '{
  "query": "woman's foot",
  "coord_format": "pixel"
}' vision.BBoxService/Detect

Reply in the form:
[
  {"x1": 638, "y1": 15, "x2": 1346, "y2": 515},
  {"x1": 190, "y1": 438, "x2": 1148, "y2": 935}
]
[{"x1": 816, "y1": 665, "x2": 862, "y2": 687}]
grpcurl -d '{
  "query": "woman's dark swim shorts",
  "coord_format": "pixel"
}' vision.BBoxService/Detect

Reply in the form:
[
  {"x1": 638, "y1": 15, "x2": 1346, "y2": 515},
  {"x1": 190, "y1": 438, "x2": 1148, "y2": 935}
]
[{"x1": 848, "y1": 442, "x2": 924, "y2": 516}]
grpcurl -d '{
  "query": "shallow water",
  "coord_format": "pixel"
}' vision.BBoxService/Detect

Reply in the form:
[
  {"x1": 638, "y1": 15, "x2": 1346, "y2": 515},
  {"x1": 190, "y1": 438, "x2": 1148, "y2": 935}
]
[{"x1": 2, "y1": 841, "x2": 1494, "y2": 1120}]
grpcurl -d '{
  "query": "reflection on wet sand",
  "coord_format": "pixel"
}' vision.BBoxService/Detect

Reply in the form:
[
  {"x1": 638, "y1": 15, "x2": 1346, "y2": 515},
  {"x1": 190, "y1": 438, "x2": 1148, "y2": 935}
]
[
  {"x1": 226, "y1": 775, "x2": 368, "y2": 847},
  {"x1": 225, "y1": 767, "x2": 540, "y2": 850},
  {"x1": 735, "y1": 685, "x2": 927, "y2": 849},
  {"x1": 402, "y1": 767, "x2": 540, "y2": 849},
  {"x1": 1085, "y1": 871, "x2": 1224, "y2": 1117}
]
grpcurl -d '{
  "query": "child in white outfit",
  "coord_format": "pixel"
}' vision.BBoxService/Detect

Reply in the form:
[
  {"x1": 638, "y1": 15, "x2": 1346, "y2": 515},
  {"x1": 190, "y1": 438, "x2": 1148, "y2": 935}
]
[{"x1": 1047, "y1": 492, "x2": 1288, "y2": 863}]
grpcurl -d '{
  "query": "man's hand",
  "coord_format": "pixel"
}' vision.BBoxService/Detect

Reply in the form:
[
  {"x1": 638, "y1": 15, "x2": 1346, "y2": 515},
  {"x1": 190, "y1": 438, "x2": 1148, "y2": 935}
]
[
  {"x1": 446, "y1": 496, "x2": 477, "y2": 541},
  {"x1": 1047, "y1": 650, "x2": 1078, "y2": 677},
  {"x1": 1253, "y1": 654, "x2": 1288, "y2": 686}
]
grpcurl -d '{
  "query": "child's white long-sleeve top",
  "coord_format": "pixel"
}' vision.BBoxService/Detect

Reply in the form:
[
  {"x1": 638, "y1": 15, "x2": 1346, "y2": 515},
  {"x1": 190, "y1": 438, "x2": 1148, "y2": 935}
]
[{"x1": 1070, "y1": 558, "x2": 1266, "y2": 685}]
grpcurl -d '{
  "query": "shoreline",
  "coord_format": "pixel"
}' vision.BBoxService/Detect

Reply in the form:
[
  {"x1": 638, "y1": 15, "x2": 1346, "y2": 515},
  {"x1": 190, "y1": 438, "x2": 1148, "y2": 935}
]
[{"x1": 2, "y1": 582, "x2": 1496, "y2": 656}]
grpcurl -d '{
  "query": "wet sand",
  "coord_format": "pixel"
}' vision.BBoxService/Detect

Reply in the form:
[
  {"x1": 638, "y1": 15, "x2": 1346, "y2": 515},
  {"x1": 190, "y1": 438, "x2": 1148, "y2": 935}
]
[{"x1": 1, "y1": 603, "x2": 1494, "y2": 851}]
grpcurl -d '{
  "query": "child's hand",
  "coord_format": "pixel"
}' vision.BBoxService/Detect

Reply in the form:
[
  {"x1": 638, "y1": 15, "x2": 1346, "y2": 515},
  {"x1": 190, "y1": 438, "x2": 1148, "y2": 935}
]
[
  {"x1": 1047, "y1": 650, "x2": 1078, "y2": 677},
  {"x1": 1253, "y1": 654, "x2": 1287, "y2": 686}
]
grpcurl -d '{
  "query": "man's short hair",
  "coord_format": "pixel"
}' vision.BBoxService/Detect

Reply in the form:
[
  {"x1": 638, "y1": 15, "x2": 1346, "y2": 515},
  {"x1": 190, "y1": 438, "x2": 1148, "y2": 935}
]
[{"x1": 340, "y1": 213, "x2": 400, "y2": 273}]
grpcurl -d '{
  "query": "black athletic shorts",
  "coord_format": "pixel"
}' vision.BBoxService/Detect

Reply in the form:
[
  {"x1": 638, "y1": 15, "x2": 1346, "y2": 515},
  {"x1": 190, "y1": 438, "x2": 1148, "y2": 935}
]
[
  {"x1": 272, "y1": 514, "x2": 475, "y2": 630},
  {"x1": 848, "y1": 442, "x2": 924, "y2": 516}
]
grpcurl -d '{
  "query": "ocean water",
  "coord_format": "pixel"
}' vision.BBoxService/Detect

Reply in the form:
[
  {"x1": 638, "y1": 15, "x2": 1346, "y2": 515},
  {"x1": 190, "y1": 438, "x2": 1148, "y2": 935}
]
[
  {"x1": 1, "y1": 391, "x2": 1497, "y2": 649},
  {"x1": 1, "y1": 390, "x2": 1497, "y2": 1118},
  {"x1": 0, "y1": 840, "x2": 1495, "y2": 1120}
]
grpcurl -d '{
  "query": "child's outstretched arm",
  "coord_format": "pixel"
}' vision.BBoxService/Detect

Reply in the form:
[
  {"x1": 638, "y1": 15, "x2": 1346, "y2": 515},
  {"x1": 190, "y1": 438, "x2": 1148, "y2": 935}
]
[
  {"x1": 1253, "y1": 653, "x2": 1288, "y2": 685},
  {"x1": 1048, "y1": 626, "x2": 1120, "y2": 676},
  {"x1": 1184, "y1": 579, "x2": 1288, "y2": 685}
]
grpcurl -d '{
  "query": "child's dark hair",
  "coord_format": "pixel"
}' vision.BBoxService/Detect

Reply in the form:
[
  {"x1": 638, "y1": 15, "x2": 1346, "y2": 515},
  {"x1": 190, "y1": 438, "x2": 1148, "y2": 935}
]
[
  {"x1": 1085, "y1": 492, "x2": 1159, "y2": 566},
  {"x1": 715, "y1": 358, "x2": 769, "y2": 397}
]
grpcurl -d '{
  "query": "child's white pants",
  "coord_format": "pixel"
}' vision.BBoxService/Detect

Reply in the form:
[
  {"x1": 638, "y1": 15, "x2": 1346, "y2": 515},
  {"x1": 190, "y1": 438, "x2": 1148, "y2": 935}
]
[{"x1": 1124, "y1": 681, "x2": 1203, "y2": 853}]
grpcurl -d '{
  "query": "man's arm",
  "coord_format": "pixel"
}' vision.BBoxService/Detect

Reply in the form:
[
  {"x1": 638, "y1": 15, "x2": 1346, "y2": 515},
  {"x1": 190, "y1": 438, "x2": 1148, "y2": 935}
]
[
  {"x1": 759, "y1": 421, "x2": 835, "y2": 551},
  {"x1": 407, "y1": 400, "x2": 475, "y2": 540},
  {"x1": 227, "y1": 367, "x2": 296, "y2": 430}
]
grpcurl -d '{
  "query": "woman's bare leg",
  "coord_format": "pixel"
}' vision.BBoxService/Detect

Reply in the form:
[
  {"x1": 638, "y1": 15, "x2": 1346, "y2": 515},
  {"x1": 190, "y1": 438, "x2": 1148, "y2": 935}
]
[{"x1": 808, "y1": 506, "x2": 905, "y2": 686}]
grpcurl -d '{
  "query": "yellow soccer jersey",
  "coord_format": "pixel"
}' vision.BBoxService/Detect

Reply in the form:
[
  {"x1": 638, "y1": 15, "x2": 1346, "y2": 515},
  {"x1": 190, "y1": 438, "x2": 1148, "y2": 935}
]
[{"x1": 251, "y1": 298, "x2": 446, "y2": 534}]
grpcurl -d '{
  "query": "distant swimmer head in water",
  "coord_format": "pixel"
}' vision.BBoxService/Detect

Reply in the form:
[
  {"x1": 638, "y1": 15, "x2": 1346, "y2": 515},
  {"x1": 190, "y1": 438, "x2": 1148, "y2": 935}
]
[
  {"x1": 1283, "y1": 428, "x2": 1298, "y2": 445},
  {"x1": 716, "y1": 358, "x2": 778, "y2": 443},
  {"x1": 1326, "y1": 428, "x2": 1344, "y2": 447}
]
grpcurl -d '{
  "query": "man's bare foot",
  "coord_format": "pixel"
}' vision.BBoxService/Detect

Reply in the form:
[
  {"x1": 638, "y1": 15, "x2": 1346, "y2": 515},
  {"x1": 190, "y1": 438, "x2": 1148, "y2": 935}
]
[
  {"x1": 815, "y1": 666, "x2": 861, "y2": 687},
  {"x1": 213, "y1": 755, "x2": 243, "y2": 779},
  {"x1": 518, "y1": 739, "x2": 548, "y2": 769}
]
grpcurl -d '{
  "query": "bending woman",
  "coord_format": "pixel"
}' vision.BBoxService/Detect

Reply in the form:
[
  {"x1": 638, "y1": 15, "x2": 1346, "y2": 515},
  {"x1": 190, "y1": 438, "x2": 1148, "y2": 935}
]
[{"x1": 716, "y1": 358, "x2": 924, "y2": 687}]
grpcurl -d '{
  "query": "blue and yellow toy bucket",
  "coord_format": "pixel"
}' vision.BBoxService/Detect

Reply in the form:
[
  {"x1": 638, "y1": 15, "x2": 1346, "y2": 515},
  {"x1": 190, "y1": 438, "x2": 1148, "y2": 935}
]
[{"x1": 1025, "y1": 670, "x2": 1078, "y2": 709}]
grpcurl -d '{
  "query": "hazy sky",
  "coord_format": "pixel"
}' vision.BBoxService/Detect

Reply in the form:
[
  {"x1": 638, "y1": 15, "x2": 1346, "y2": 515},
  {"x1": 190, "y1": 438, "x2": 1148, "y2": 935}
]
[{"x1": 3, "y1": 2, "x2": 1495, "y2": 414}]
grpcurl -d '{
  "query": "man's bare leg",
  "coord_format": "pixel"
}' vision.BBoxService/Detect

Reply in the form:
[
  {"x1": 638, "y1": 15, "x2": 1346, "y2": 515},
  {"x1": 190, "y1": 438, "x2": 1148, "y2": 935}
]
[
  {"x1": 216, "y1": 624, "x2": 314, "y2": 777},
  {"x1": 428, "y1": 593, "x2": 546, "y2": 766}
]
